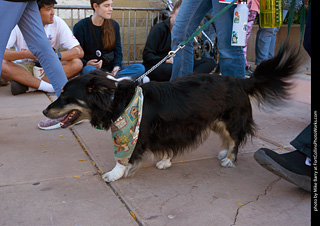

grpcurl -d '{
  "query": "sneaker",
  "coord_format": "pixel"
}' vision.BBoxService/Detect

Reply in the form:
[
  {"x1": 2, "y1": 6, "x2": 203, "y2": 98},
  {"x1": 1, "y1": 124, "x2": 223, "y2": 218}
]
[
  {"x1": 141, "y1": 76, "x2": 150, "y2": 84},
  {"x1": 0, "y1": 77, "x2": 9, "y2": 86},
  {"x1": 254, "y1": 148, "x2": 311, "y2": 192},
  {"x1": 11, "y1": 81, "x2": 28, "y2": 95},
  {"x1": 38, "y1": 115, "x2": 66, "y2": 130},
  {"x1": 245, "y1": 66, "x2": 254, "y2": 78}
]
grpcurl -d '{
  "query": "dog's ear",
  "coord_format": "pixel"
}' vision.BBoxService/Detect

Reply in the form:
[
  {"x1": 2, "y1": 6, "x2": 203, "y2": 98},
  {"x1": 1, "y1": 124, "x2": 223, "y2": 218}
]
[
  {"x1": 86, "y1": 76, "x2": 117, "y2": 94},
  {"x1": 86, "y1": 76, "x2": 116, "y2": 129}
]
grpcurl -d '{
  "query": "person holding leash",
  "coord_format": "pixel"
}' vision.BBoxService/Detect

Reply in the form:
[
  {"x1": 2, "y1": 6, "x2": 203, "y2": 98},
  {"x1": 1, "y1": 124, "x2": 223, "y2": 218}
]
[{"x1": 170, "y1": 0, "x2": 246, "y2": 81}]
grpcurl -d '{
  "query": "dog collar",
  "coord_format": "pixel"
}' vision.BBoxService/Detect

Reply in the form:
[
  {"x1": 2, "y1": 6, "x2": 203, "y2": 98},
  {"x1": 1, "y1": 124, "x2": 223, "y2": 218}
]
[{"x1": 111, "y1": 86, "x2": 143, "y2": 166}]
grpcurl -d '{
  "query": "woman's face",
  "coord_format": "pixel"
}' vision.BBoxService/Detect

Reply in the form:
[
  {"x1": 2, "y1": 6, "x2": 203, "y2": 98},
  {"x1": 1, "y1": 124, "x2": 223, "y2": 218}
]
[{"x1": 94, "y1": 0, "x2": 113, "y2": 20}]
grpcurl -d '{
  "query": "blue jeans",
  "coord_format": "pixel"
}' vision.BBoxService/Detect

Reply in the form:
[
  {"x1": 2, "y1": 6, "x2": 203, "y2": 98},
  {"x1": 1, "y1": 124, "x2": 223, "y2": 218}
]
[
  {"x1": 255, "y1": 10, "x2": 288, "y2": 65},
  {"x1": 255, "y1": 27, "x2": 280, "y2": 65},
  {"x1": 171, "y1": 0, "x2": 245, "y2": 81},
  {"x1": 82, "y1": 64, "x2": 145, "y2": 80},
  {"x1": 0, "y1": 1, "x2": 67, "y2": 96},
  {"x1": 290, "y1": 124, "x2": 311, "y2": 158}
]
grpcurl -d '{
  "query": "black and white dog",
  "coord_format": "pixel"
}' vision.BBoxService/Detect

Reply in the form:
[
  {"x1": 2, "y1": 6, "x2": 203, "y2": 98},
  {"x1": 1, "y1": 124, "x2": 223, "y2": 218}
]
[{"x1": 43, "y1": 44, "x2": 300, "y2": 182}]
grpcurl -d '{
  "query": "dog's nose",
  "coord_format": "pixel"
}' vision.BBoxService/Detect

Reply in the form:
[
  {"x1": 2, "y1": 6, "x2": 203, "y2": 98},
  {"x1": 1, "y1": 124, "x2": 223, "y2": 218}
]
[{"x1": 42, "y1": 108, "x2": 48, "y2": 116}]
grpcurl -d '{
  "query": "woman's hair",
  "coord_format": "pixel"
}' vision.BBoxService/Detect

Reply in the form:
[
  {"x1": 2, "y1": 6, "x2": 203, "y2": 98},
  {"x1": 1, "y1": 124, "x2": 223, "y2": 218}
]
[
  {"x1": 90, "y1": 0, "x2": 116, "y2": 51},
  {"x1": 172, "y1": 0, "x2": 183, "y2": 14}
]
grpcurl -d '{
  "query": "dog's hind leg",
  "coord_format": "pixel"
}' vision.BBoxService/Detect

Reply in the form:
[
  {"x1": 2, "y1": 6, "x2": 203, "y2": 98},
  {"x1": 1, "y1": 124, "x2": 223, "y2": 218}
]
[
  {"x1": 220, "y1": 141, "x2": 239, "y2": 168},
  {"x1": 156, "y1": 152, "x2": 172, "y2": 170},
  {"x1": 211, "y1": 120, "x2": 237, "y2": 167}
]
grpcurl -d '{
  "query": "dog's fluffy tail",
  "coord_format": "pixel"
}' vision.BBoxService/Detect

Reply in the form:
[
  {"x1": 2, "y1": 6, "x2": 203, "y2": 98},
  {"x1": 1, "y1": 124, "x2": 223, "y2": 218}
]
[{"x1": 242, "y1": 43, "x2": 301, "y2": 108}]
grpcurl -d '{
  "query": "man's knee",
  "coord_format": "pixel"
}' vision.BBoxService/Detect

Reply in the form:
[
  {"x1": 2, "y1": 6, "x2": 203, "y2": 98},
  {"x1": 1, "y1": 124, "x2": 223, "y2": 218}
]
[
  {"x1": 71, "y1": 58, "x2": 83, "y2": 72},
  {"x1": 1, "y1": 60, "x2": 14, "y2": 78},
  {"x1": 63, "y1": 58, "x2": 83, "y2": 78}
]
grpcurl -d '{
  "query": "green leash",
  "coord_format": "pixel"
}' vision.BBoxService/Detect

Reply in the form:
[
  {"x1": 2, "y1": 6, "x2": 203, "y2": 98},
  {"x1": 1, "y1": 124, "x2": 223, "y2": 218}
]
[
  {"x1": 279, "y1": 0, "x2": 306, "y2": 57},
  {"x1": 178, "y1": 0, "x2": 238, "y2": 47}
]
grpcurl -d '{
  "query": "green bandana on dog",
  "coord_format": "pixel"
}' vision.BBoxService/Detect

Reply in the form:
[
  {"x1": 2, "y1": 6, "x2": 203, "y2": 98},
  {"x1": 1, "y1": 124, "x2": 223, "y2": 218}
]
[{"x1": 111, "y1": 87, "x2": 143, "y2": 166}]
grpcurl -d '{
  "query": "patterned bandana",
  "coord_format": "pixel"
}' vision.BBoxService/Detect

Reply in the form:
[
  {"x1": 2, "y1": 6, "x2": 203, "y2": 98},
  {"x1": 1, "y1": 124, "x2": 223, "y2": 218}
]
[{"x1": 111, "y1": 87, "x2": 144, "y2": 166}]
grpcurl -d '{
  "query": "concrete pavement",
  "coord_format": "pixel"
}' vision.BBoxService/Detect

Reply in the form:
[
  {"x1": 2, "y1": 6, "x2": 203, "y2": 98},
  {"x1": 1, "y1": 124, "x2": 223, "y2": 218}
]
[{"x1": 0, "y1": 68, "x2": 311, "y2": 226}]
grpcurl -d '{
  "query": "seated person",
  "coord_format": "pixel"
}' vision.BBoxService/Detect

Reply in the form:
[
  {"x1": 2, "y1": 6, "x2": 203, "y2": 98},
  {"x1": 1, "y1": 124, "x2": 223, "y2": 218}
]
[
  {"x1": 143, "y1": 0, "x2": 216, "y2": 82},
  {"x1": 73, "y1": 0, "x2": 146, "y2": 81},
  {"x1": 1, "y1": 0, "x2": 84, "y2": 95}
]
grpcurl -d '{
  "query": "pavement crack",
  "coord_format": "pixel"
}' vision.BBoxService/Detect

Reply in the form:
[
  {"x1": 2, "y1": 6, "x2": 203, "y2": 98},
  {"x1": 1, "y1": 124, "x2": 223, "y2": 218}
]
[
  {"x1": 231, "y1": 177, "x2": 281, "y2": 226},
  {"x1": 69, "y1": 127, "x2": 143, "y2": 226}
]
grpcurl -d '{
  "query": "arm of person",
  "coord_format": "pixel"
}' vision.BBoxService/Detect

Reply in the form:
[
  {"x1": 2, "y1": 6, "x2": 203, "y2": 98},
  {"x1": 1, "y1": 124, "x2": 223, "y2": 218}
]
[
  {"x1": 59, "y1": 45, "x2": 84, "y2": 61},
  {"x1": 55, "y1": 16, "x2": 84, "y2": 61},
  {"x1": 143, "y1": 22, "x2": 170, "y2": 66},
  {"x1": 3, "y1": 49, "x2": 37, "y2": 61},
  {"x1": 113, "y1": 21, "x2": 123, "y2": 68},
  {"x1": 73, "y1": 19, "x2": 90, "y2": 67},
  {"x1": 4, "y1": 25, "x2": 37, "y2": 61}
]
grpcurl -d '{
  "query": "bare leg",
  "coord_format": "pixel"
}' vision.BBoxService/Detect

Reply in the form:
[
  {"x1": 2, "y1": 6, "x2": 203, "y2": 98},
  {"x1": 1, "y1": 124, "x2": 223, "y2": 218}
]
[
  {"x1": 1, "y1": 60, "x2": 41, "y2": 89},
  {"x1": 42, "y1": 59, "x2": 82, "y2": 83}
]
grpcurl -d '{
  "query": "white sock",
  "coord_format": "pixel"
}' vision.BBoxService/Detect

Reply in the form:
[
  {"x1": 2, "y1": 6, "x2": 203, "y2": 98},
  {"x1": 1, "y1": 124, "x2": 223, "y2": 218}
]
[
  {"x1": 27, "y1": 87, "x2": 37, "y2": 93},
  {"x1": 38, "y1": 80, "x2": 54, "y2": 93}
]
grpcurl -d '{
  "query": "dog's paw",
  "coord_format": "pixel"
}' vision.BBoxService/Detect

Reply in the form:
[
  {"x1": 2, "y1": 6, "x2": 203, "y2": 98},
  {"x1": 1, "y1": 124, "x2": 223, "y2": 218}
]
[
  {"x1": 218, "y1": 150, "x2": 228, "y2": 160},
  {"x1": 124, "y1": 163, "x2": 134, "y2": 178},
  {"x1": 102, "y1": 162, "x2": 126, "y2": 182},
  {"x1": 156, "y1": 158, "x2": 172, "y2": 170},
  {"x1": 220, "y1": 157, "x2": 235, "y2": 168}
]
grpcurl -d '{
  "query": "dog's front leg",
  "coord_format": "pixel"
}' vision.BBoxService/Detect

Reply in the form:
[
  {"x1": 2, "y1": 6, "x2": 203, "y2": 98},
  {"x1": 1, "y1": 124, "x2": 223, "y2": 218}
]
[{"x1": 102, "y1": 162, "x2": 126, "y2": 182}]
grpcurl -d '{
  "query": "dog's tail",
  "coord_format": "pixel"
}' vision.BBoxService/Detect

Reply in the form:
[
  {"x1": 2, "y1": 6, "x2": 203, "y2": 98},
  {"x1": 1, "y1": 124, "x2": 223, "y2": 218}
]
[{"x1": 242, "y1": 43, "x2": 301, "y2": 108}]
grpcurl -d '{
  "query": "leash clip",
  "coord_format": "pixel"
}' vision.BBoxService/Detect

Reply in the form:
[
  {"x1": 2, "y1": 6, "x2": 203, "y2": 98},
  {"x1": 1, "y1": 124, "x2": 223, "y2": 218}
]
[{"x1": 168, "y1": 45, "x2": 185, "y2": 58}]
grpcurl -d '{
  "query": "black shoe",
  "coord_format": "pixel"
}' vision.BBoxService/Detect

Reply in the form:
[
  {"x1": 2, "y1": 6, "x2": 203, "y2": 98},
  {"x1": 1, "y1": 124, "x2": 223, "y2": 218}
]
[
  {"x1": 11, "y1": 81, "x2": 28, "y2": 95},
  {"x1": 254, "y1": 148, "x2": 311, "y2": 192},
  {"x1": 0, "y1": 77, "x2": 9, "y2": 86}
]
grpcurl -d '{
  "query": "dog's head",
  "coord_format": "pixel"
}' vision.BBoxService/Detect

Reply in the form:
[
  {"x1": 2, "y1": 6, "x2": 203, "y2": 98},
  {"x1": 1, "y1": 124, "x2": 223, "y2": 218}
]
[{"x1": 43, "y1": 70, "x2": 130, "y2": 129}]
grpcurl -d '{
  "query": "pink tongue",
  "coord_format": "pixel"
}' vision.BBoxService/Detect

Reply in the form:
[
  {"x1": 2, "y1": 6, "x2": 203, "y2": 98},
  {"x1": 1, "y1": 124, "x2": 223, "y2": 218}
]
[{"x1": 60, "y1": 110, "x2": 77, "y2": 128}]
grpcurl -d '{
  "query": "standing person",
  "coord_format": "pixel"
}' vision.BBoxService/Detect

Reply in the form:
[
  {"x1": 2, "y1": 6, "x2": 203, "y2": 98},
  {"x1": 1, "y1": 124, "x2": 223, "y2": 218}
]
[
  {"x1": 254, "y1": 3, "x2": 311, "y2": 192},
  {"x1": 170, "y1": 0, "x2": 246, "y2": 81},
  {"x1": 243, "y1": 0, "x2": 259, "y2": 76},
  {"x1": 0, "y1": 0, "x2": 68, "y2": 97},
  {"x1": 255, "y1": 8, "x2": 288, "y2": 65},
  {"x1": 73, "y1": 0, "x2": 146, "y2": 81},
  {"x1": 143, "y1": 0, "x2": 216, "y2": 81},
  {"x1": 1, "y1": 0, "x2": 84, "y2": 95}
]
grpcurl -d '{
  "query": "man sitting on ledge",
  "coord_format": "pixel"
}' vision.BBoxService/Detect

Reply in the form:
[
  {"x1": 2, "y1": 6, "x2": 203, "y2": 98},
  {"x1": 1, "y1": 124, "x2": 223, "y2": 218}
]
[{"x1": 1, "y1": 0, "x2": 84, "y2": 95}]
